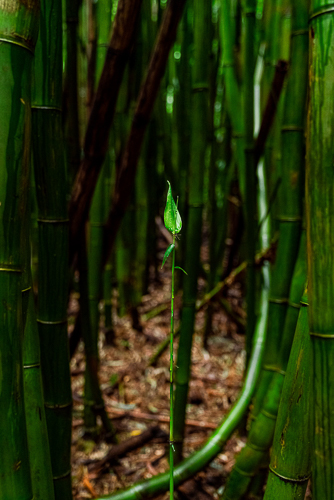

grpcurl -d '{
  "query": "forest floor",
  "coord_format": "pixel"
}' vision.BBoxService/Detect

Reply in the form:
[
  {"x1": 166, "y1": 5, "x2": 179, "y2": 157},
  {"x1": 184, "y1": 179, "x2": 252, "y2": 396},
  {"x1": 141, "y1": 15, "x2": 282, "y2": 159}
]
[{"x1": 70, "y1": 256, "x2": 248, "y2": 500}]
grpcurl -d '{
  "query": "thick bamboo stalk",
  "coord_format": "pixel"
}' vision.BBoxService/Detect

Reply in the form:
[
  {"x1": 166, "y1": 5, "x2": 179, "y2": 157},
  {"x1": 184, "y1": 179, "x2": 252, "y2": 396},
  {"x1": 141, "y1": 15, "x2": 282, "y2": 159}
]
[
  {"x1": 0, "y1": 2, "x2": 39, "y2": 498},
  {"x1": 221, "y1": 231, "x2": 307, "y2": 499},
  {"x1": 263, "y1": 292, "x2": 311, "y2": 500},
  {"x1": 306, "y1": 0, "x2": 334, "y2": 495},
  {"x1": 251, "y1": 0, "x2": 308, "y2": 417},
  {"x1": 22, "y1": 193, "x2": 54, "y2": 500},
  {"x1": 32, "y1": 1, "x2": 72, "y2": 498}
]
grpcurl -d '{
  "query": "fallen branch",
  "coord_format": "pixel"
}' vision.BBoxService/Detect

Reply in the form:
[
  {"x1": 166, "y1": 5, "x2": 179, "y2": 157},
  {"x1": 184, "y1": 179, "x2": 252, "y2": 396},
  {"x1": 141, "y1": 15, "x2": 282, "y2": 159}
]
[
  {"x1": 84, "y1": 426, "x2": 167, "y2": 471},
  {"x1": 106, "y1": 407, "x2": 218, "y2": 430}
]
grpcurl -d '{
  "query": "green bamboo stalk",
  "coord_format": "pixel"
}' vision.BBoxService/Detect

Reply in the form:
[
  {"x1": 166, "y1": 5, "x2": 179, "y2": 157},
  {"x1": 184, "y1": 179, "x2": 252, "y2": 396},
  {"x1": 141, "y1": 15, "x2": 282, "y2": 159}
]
[
  {"x1": 65, "y1": 0, "x2": 82, "y2": 185},
  {"x1": 162, "y1": 182, "x2": 183, "y2": 499},
  {"x1": 32, "y1": 0, "x2": 73, "y2": 498},
  {"x1": 173, "y1": 0, "x2": 210, "y2": 464},
  {"x1": 263, "y1": 291, "x2": 311, "y2": 500},
  {"x1": 22, "y1": 185, "x2": 54, "y2": 500},
  {"x1": 23, "y1": 284, "x2": 55, "y2": 500},
  {"x1": 221, "y1": 230, "x2": 307, "y2": 500},
  {"x1": 243, "y1": 0, "x2": 257, "y2": 363},
  {"x1": 0, "y1": 2, "x2": 39, "y2": 498},
  {"x1": 306, "y1": 0, "x2": 334, "y2": 495},
  {"x1": 250, "y1": 0, "x2": 308, "y2": 417},
  {"x1": 79, "y1": 229, "x2": 117, "y2": 442}
]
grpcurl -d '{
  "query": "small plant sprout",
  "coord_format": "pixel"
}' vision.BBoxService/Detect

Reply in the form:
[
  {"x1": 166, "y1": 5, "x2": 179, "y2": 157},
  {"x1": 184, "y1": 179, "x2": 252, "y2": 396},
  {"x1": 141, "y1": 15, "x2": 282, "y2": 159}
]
[{"x1": 161, "y1": 181, "x2": 187, "y2": 499}]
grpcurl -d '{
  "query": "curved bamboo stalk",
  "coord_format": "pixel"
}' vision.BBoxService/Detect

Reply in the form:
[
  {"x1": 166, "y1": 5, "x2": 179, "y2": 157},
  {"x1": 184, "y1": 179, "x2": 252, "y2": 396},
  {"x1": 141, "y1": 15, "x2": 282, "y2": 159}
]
[
  {"x1": 263, "y1": 291, "x2": 311, "y2": 500},
  {"x1": 0, "y1": 2, "x2": 39, "y2": 498},
  {"x1": 32, "y1": 1, "x2": 72, "y2": 498},
  {"x1": 306, "y1": 0, "x2": 334, "y2": 495}
]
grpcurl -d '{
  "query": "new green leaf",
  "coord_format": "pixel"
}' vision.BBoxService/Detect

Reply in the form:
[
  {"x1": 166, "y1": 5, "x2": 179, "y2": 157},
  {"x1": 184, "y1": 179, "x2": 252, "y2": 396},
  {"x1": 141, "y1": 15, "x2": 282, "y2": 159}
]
[
  {"x1": 161, "y1": 243, "x2": 175, "y2": 268},
  {"x1": 164, "y1": 181, "x2": 182, "y2": 234}
]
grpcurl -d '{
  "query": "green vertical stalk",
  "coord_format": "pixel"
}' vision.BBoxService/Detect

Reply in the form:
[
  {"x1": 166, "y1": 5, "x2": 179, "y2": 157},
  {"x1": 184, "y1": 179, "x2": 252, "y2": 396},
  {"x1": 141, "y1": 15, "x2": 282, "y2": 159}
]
[
  {"x1": 243, "y1": 0, "x2": 257, "y2": 363},
  {"x1": 65, "y1": 0, "x2": 81, "y2": 185},
  {"x1": 23, "y1": 286, "x2": 55, "y2": 500},
  {"x1": 221, "y1": 231, "x2": 307, "y2": 500},
  {"x1": 263, "y1": 292, "x2": 311, "y2": 500},
  {"x1": 306, "y1": 0, "x2": 334, "y2": 495},
  {"x1": 0, "y1": 2, "x2": 39, "y2": 498},
  {"x1": 169, "y1": 236, "x2": 176, "y2": 499},
  {"x1": 32, "y1": 0, "x2": 73, "y2": 498},
  {"x1": 22, "y1": 187, "x2": 54, "y2": 500},
  {"x1": 173, "y1": 0, "x2": 210, "y2": 463},
  {"x1": 251, "y1": 0, "x2": 308, "y2": 418}
]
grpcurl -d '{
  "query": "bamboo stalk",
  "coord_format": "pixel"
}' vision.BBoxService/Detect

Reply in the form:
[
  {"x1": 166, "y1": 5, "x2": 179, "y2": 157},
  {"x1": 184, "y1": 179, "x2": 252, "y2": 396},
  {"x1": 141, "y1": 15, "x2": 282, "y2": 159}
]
[
  {"x1": 306, "y1": 0, "x2": 334, "y2": 495},
  {"x1": 173, "y1": 0, "x2": 211, "y2": 463},
  {"x1": 32, "y1": 1, "x2": 73, "y2": 498},
  {"x1": 0, "y1": 2, "x2": 39, "y2": 498},
  {"x1": 263, "y1": 291, "x2": 311, "y2": 500}
]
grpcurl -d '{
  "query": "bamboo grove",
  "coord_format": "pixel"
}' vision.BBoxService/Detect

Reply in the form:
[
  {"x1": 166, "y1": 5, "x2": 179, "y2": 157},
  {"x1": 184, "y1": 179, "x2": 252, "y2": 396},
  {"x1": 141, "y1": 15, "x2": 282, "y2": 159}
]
[{"x1": 0, "y1": 0, "x2": 333, "y2": 499}]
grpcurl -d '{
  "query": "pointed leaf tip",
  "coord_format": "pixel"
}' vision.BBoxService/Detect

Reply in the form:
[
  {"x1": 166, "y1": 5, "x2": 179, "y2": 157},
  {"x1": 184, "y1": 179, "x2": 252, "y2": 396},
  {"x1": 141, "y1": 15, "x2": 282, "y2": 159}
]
[{"x1": 163, "y1": 181, "x2": 182, "y2": 234}]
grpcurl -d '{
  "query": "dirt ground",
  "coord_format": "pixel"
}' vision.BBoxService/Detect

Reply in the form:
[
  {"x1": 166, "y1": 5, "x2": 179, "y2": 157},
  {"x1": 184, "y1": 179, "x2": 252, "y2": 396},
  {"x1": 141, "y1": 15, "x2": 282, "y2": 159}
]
[{"x1": 70, "y1": 261, "x2": 248, "y2": 500}]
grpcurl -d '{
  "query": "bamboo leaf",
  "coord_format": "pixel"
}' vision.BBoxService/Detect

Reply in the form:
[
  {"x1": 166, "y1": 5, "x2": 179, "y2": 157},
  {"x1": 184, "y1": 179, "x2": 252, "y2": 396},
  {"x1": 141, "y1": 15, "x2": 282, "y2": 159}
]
[
  {"x1": 175, "y1": 266, "x2": 188, "y2": 275},
  {"x1": 164, "y1": 181, "x2": 182, "y2": 234},
  {"x1": 161, "y1": 243, "x2": 175, "y2": 268}
]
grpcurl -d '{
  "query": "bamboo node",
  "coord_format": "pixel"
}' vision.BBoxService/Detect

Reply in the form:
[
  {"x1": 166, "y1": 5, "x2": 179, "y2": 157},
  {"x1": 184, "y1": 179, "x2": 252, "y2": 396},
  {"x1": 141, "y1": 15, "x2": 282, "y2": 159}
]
[
  {"x1": 23, "y1": 363, "x2": 41, "y2": 370},
  {"x1": 234, "y1": 465, "x2": 256, "y2": 477},
  {"x1": 309, "y1": 4, "x2": 334, "y2": 22},
  {"x1": 248, "y1": 442, "x2": 269, "y2": 452},
  {"x1": 289, "y1": 301, "x2": 301, "y2": 309},
  {"x1": 310, "y1": 331, "x2": 334, "y2": 339},
  {"x1": 269, "y1": 297, "x2": 288, "y2": 304},
  {"x1": 261, "y1": 409, "x2": 278, "y2": 420},
  {"x1": 53, "y1": 470, "x2": 71, "y2": 481},
  {"x1": 37, "y1": 218, "x2": 69, "y2": 223},
  {"x1": 31, "y1": 105, "x2": 62, "y2": 112},
  {"x1": 281, "y1": 125, "x2": 305, "y2": 132},
  {"x1": 291, "y1": 28, "x2": 309, "y2": 36},
  {"x1": 0, "y1": 35, "x2": 34, "y2": 53},
  {"x1": 21, "y1": 286, "x2": 32, "y2": 293},
  {"x1": 0, "y1": 266, "x2": 21, "y2": 273},
  {"x1": 37, "y1": 318, "x2": 68, "y2": 325},
  {"x1": 269, "y1": 465, "x2": 310, "y2": 483}
]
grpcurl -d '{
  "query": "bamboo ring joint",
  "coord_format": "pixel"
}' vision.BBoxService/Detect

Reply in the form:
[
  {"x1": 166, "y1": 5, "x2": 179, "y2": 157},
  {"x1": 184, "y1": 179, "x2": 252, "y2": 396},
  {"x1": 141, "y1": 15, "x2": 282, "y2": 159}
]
[
  {"x1": 310, "y1": 331, "x2": 334, "y2": 339},
  {"x1": 0, "y1": 36, "x2": 34, "y2": 54},
  {"x1": 269, "y1": 465, "x2": 310, "y2": 483},
  {"x1": 309, "y1": 4, "x2": 334, "y2": 22}
]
